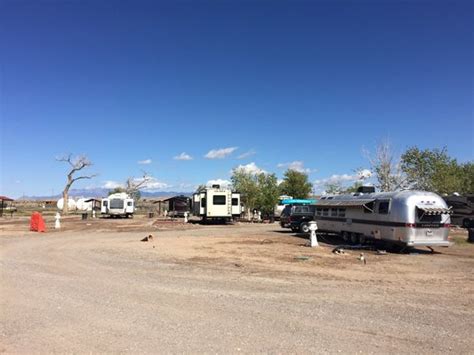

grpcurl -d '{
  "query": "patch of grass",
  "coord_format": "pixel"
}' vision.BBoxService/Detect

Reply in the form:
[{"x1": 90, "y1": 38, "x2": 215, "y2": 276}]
[{"x1": 450, "y1": 235, "x2": 469, "y2": 245}]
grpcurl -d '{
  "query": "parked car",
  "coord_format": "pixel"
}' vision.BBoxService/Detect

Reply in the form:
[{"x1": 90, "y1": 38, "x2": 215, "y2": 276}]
[
  {"x1": 279, "y1": 205, "x2": 293, "y2": 228},
  {"x1": 287, "y1": 205, "x2": 317, "y2": 233}
]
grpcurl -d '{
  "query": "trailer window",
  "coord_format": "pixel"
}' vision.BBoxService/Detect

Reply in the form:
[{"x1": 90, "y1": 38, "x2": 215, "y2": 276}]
[
  {"x1": 417, "y1": 209, "x2": 442, "y2": 223},
  {"x1": 232, "y1": 198, "x2": 239, "y2": 206},
  {"x1": 338, "y1": 208, "x2": 346, "y2": 217},
  {"x1": 127, "y1": 201, "x2": 132, "y2": 206},
  {"x1": 213, "y1": 195, "x2": 226, "y2": 205},
  {"x1": 331, "y1": 208, "x2": 337, "y2": 217},
  {"x1": 364, "y1": 201, "x2": 374, "y2": 213},
  {"x1": 103, "y1": 201, "x2": 108, "y2": 207},
  {"x1": 110, "y1": 199, "x2": 124, "y2": 209},
  {"x1": 201, "y1": 198, "x2": 206, "y2": 208},
  {"x1": 378, "y1": 201, "x2": 390, "y2": 214}
]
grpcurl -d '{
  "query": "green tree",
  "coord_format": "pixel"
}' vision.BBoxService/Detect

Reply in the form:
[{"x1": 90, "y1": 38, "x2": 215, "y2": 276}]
[
  {"x1": 324, "y1": 181, "x2": 364, "y2": 195},
  {"x1": 324, "y1": 182, "x2": 343, "y2": 195},
  {"x1": 231, "y1": 169, "x2": 259, "y2": 220},
  {"x1": 108, "y1": 187, "x2": 126, "y2": 195},
  {"x1": 460, "y1": 163, "x2": 474, "y2": 194},
  {"x1": 256, "y1": 173, "x2": 280, "y2": 216},
  {"x1": 401, "y1": 146, "x2": 472, "y2": 194},
  {"x1": 344, "y1": 181, "x2": 364, "y2": 193},
  {"x1": 279, "y1": 169, "x2": 313, "y2": 198}
]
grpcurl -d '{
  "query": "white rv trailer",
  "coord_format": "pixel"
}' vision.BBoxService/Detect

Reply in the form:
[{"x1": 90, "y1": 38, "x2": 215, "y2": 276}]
[
  {"x1": 314, "y1": 190, "x2": 452, "y2": 248},
  {"x1": 101, "y1": 192, "x2": 135, "y2": 218},
  {"x1": 193, "y1": 185, "x2": 241, "y2": 221},
  {"x1": 274, "y1": 195, "x2": 293, "y2": 220}
]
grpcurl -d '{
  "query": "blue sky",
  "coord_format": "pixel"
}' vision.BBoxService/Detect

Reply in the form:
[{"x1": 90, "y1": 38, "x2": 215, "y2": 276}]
[{"x1": 1, "y1": 0, "x2": 473, "y2": 198}]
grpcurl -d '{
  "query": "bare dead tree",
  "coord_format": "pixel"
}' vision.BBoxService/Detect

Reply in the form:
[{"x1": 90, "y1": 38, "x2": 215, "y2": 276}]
[
  {"x1": 363, "y1": 139, "x2": 407, "y2": 192},
  {"x1": 125, "y1": 171, "x2": 151, "y2": 200},
  {"x1": 57, "y1": 154, "x2": 96, "y2": 214}
]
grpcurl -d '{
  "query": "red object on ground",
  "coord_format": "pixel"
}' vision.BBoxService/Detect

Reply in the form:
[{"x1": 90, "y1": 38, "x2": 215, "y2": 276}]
[{"x1": 30, "y1": 212, "x2": 46, "y2": 232}]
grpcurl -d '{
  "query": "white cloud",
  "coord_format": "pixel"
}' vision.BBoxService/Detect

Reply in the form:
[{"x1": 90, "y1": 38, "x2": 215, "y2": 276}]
[
  {"x1": 131, "y1": 176, "x2": 171, "y2": 191},
  {"x1": 277, "y1": 161, "x2": 312, "y2": 174},
  {"x1": 102, "y1": 180, "x2": 124, "y2": 189},
  {"x1": 177, "y1": 183, "x2": 196, "y2": 190},
  {"x1": 237, "y1": 149, "x2": 256, "y2": 159},
  {"x1": 137, "y1": 159, "x2": 152, "y2": 165},
  {"x1": 206, "y1": 179, "x2": 231, "y2": 187},
  {"x1": 357, "y1": 169, "x2": 372, "y2": 179},
  {"x1": 313, "y1": 169, "x2": 373, "y2": 187},
  {"x1": 174, "y1": 152, "x2": 193, "y2": 161},
  {"x1": 205, "y1": 147, "x2": 238, "y2": 159},
  {"x1": 234, "y1": 162, "x2": 267, "y2": 175}
]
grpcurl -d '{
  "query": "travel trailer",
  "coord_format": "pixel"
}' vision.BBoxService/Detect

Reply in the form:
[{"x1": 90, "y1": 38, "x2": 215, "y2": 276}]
[
  {"x1": 274, "y1": 195, "x2": 292, "y2": 220},
  {"x1": 314, "y1": 188, "x2": 452, "y2": 249},
  {"x1": 443, "y1": 194, "x2": 474, "y2": 228},
  {"x1": 101, "y1": 192, "x2": 135, "y2": 218},
  {"x1": 193, "y1": 185, "x2": 241, "y2": 222}
]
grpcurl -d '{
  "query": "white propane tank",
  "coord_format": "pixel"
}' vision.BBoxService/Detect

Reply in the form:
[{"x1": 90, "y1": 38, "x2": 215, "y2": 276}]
[
  {"x1": 309, "y1": 221, "x2": 319, "y2": 247},
  {"x1": 57, "y1": 198, "x2": 77, "y2": 211},
  {"x1": 76, "y1": 198, "x2": 86, "y2": 211}
]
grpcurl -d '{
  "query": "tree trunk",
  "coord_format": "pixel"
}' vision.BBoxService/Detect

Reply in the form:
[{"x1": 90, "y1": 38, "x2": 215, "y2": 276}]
[
  {"x1": 62, "y1": 189, "x2": 69, "y2": 214},
  {"x1": 62, "y1": 177, "x2": 73, "y2": 214}
]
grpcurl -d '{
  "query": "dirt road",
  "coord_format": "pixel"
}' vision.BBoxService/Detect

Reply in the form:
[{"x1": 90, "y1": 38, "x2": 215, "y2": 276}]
[{"x1": 1, "y1": 218, "x2": 473, "y2": 353}]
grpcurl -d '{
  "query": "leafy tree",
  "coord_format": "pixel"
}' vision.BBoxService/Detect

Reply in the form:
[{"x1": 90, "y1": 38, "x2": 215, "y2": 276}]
[
  {"x1": 231, "y1": 169, "x2": 259, "y2": 220},
  {"x1": 256, "y1": 173, "x2": 280, "y2": 216},
  {"x1": 109, "y1": 187, "x2": 126, "y2": 195},
  {"x1": 279, "y1": 169, "x2": 313, "y2": 198},
  {"x1": 460, "y1": 163, "x2": 474, "y2": 194},
  {"x1": 344, "y1": 181, "x2": 364, "y2": 193},
  {"x1": 324, "y1": 181, "x2": 364, "y2": 195},
  {"x1": 401, "y1": 146, "x2": 473, "y2": 194},
  {"x1": 401, "y1": 146, "x2": 448, "y2": 191},
  {"x1": 324, "y1": 182, "x2": 343, "y2": 195}
]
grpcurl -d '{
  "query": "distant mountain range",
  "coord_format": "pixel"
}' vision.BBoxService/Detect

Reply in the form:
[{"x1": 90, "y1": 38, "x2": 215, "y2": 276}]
[{"x1": 18, "y1": 188, "x2": 193, "y2": 200}]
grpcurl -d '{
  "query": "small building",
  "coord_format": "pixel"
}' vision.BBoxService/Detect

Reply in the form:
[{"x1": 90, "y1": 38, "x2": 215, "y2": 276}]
[
  {"x1": 0, "y1": 196, "x2": 15, "y2": 217},
  {"x1": 153, "y1": 195, "x2": 191, "y2": 217},
  {"x1": 84, "y1": 198, "x2": 102, "y2": 211}
]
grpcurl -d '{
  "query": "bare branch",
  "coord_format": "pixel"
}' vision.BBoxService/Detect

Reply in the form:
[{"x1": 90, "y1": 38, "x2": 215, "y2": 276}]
[
  {"x1": 126, "y1": 171, "x2": 151, "y2": 194},
  {"x1": 363, "y1": 139, "x2": 407, "y2": 192},
  {"x1": 57, "y1": 153, "x2": 96, "y2": 214},
  {"x1": 71, "y1": 174, "x2": 98, "y2": 183}
]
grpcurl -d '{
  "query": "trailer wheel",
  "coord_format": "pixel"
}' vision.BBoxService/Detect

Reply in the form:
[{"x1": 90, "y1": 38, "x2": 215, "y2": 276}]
[
  {"x1": 350, "y1": 233, "x2": 359, "y2": 245},
  {"x1": 300, "y1": 222, "x2": 310, "y2": 234},
  {"x1": 342, "y1": 231, "x2": 349, "y2": 242},
  {"x1": 463, "y1": 218, "x2": 472, "y2": 228}
]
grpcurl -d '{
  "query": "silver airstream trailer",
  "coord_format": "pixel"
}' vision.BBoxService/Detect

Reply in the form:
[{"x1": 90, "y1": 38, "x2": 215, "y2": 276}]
[{"x1": 314, "y1": 190, "x2": 452, "y2": 248}]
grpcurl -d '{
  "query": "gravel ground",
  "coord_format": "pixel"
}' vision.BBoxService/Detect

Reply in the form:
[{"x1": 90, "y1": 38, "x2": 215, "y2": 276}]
[{"x1": 0, "y1": 217, "x2": 473, "y2": 353}]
